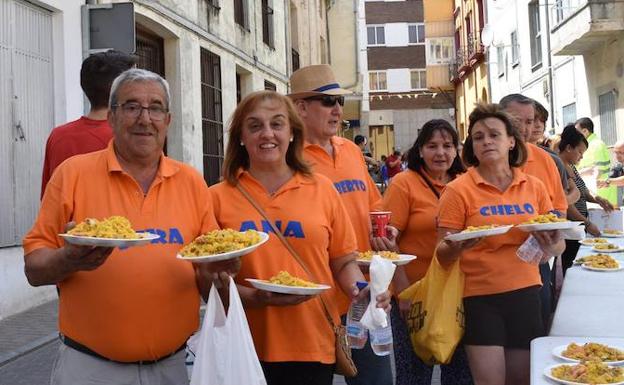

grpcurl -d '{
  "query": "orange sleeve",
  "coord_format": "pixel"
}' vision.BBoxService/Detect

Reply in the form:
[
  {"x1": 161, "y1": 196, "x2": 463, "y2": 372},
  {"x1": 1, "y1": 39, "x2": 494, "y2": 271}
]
[
  {"x1": 382, "y1": 176, "x2": 411, "y2": 232},
  {"x1": 24, "y1": 167, "x2": 74, "y2": 254},
  {"x1": 327, "y1": 184, "x2": 358, "y2": 258},
  {"x1": 437, "y1": 186, "x2": 467, "y2": 230}
]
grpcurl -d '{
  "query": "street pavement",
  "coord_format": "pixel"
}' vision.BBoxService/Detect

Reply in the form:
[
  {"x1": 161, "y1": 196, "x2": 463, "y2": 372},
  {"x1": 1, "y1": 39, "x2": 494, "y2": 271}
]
[{"x1": 0, "y1": 299, "x2": 440, "y2": 385}]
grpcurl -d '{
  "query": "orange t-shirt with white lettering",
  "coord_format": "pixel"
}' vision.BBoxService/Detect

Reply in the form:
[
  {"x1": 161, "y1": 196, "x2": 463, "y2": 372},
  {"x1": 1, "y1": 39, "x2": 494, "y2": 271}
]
[
  {"x1": 438, "y1": 167, "x2": 553, "y2": 297},
  {"x1": 209, "y1": 171, "x2": 357, "y2": 363},
  {"x1": 521, "y1": 143, "x2": 568, "y2": 214},
  {"x1": 304, "y1": 137, "x2": 382, "y2": 312},
  {"x1": 23, "y1": 141, "x2": 218, "y2": 362},
  {"x1": 383, "y1": 169, "x2": 445, "y2": 283}
]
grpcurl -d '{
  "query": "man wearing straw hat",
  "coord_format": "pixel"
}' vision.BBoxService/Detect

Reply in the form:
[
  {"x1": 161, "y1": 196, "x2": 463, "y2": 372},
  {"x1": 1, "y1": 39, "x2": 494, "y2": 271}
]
[{"x1": 288, "y1": 65, "x2": 393, "y2": 385}]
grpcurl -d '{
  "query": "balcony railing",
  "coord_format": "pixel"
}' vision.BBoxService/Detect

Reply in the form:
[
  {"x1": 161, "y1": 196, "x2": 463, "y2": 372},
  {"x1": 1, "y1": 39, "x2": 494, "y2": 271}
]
[
  {"x1": 551, "y1": 0, "x2": 586, "y2": 26},
  {"x1": 467, "y1": 31, "x2": 485, "y2": 62}
]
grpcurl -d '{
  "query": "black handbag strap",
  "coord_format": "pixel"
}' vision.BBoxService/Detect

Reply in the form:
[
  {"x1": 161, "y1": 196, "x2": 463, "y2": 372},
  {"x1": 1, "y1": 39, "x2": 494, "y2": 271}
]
[{"x1": 415, "y1": 169, "x2": 441, "y2": 199}]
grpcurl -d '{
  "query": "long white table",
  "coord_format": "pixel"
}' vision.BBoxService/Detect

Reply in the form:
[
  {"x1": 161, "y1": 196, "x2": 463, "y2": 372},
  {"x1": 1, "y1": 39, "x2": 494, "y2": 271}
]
[
  {"x1": 531, "y1": 336, "x2": 624, "y2": 385},
  {"x1": 531, "y1": 233, "x2": 624, "y2": 383}
]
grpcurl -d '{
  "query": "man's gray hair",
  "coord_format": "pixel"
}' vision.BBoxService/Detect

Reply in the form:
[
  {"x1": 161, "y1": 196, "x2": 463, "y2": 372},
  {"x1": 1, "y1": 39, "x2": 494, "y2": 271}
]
[{"x1": 109, "y1": 68, "x2": 171, "y2": 109}]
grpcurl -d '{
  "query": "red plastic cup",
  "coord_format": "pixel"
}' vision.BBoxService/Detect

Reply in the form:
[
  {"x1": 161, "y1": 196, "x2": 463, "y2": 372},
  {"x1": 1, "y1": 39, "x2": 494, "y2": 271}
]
[{"x1": 370, "y1": 211, "x2": 392, "y2": 237}]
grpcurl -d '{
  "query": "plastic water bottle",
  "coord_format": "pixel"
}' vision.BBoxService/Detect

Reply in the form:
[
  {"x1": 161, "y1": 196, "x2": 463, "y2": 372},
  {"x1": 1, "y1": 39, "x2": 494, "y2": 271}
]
[
  {"x1": 370, "y1": 309, "x2": 393, "y2": 356},
  {"x1": 346, "y1": 281, "x2": 369, "y2": 349}
]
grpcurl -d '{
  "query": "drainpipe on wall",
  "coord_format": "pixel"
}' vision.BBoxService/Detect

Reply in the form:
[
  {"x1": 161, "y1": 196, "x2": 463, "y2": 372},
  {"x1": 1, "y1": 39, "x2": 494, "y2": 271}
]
[
  {"x1": 284, "y1": 0, "x2": 292, "y2": 82},
  {"x1": 484, "y1": 0, "x2": 492, "y2": 103},
  {"x1": 325, "y1": 0, "x2": 331, "y2": 64},
  {"x1": 544, "y1": 0, "x2": 556, "y2": 131}
]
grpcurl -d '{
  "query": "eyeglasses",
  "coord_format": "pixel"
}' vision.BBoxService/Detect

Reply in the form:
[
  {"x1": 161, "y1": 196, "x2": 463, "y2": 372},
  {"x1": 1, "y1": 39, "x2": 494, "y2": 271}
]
[
  {"x1": 305, "y1": 95, "x2": 345, "y2": 107},
  {"x1": 112, "y1": 102, "x2": 169, "y2": 121}
]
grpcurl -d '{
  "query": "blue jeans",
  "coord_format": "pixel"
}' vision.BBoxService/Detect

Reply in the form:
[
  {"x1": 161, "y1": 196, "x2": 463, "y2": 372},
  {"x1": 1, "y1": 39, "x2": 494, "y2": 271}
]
[
  {"x1": 341, "y1": 314, "x2": 393, "y2": 385},
  {"x1": 390, "y1": 299, "x2": 473, "y2": 385}
]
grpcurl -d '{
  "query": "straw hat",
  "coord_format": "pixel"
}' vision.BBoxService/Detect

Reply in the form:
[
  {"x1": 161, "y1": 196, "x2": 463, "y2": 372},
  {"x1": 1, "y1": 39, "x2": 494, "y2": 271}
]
[{"x1": 287, "y1": 64, "x2": 352, "y2": 100}]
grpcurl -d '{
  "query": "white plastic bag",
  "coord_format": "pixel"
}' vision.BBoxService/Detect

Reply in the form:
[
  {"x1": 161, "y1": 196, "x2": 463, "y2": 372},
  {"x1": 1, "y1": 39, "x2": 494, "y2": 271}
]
[
  {"x1": 190, "y1": 277, "x2": 267, "y2": 385},
  {"x1": 360, "y1": 255, "x2": 396, "y2": 329}
]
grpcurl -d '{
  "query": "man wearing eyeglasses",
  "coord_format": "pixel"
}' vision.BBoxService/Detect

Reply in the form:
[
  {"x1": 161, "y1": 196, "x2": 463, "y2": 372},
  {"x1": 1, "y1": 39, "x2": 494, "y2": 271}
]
[
  {"x1": 23, "y1": 68, "x2": 237, "y2": 385},
  {"x1": 288, "y1": 65, "x2": 393, "y2": 385}
]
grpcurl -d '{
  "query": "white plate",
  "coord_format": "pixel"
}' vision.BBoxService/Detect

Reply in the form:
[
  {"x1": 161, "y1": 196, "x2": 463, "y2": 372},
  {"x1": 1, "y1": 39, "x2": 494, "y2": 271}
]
[
  {"x1": 582, "y1": 263, "x2": 624, "y2": 272},
  {"x1": 552, "y1": 344, "x2": 624, "y2": 365},
  {"x1": 543, "y1": 363, "x2": 624, "y2": 385},
  {"x1": 591, "y1": 245, "x2": 624, "y2": 253},
  {"x1": 245, "y1": 278, "x2": 331, "y2": 295},
  {"x1": 176, "y1": 231, "x2": 270, "y2": 263},
  {"x1": 59, "y1": 232, "x2": 161, "y2": 248},
  {"x1": 357, "y1": 254, "x2": 417, "y2": 266},
  {"x1": 444, "y1": 225, "x2": 513, "y2": 242},
  {"x1": 579, "y1": 238, "x2": 609, "y2": 247},
  {"x1": 515, "y1": 221, "x2": 583, "y2": 232},
  {"x1": 602, "y1": 231, "x2": 624, "y2": 238}
]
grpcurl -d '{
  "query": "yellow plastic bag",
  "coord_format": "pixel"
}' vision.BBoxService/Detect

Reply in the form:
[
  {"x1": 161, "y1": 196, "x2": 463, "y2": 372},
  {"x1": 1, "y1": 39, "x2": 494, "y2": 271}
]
[{"x1": 398, "y1": 253, "x2": 464, "y2": 365}]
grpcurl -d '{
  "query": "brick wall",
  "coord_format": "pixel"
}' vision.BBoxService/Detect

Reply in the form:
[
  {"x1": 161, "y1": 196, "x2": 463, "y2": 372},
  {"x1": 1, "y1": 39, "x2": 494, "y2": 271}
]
[{"x1": 365, "y1": 1, "x2": 423, "y2": 23}]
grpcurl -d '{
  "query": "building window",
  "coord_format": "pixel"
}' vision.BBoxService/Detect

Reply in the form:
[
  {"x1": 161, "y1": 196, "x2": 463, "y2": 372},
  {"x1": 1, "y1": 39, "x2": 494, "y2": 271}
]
[
  {"x1": 562, "y1": 102, "x2": 577, "y2": 126},
  {"x1": 369, "y1": 71, "x2": 387, "y2": 91},
  {"x1": 599, "y1": 91, "x2": 617, "y2": 145},
  {"x1": 497, "y1": 46, "x2": 505, "y2": 77},
  {"x1": 528, "y1": 1, "x2": 542, "y2": 70},
  {"x1": 262, "y1": 0, "x2": 274, "y2": 47},
  {"x1": 510, "y1": 31, "x2": 519, "y2": 66},
  {"x1": 264, "y1": 80, "x2": 277, "y2": 91},
  {"x1": 234, "y1": 0, "x2": 245, "y2": 28},
  {"x1": 410, "y1": 69, "x2": 427, "y2": 90},
  {"x1": 408, "y1": 23, "x2": 425, "y2": 44},
  {"x1": 198, "y1": 0, "x2": 220, "y2": 30},
  {"x1": 291, "y1": 48, "x2": 300, "y2": 71},
  {"x1": 200, "y1": 48, "x2": 224, "y2": 186},
  {"x1": 367, "y1": 25, "x2": 385, "y2": 46},
  {"x1": 427, "y1": 37, "x2": 454, "y2": 65}
]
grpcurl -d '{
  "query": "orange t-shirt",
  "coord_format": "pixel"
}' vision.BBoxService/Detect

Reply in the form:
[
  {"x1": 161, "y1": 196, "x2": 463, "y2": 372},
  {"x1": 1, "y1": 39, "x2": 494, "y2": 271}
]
[
  {"x1": 304, "y1": 136, "x2": 382, "y2": 313},
  {"x1": 438, "y1": 167, "x2": 553, "y2": 297},
  {"x1": 209, "y1": 171, "x2": 357, "y2": 363},
  {"x1": 23, "y1": 141, "x2": 218, "y2": 362},
  {"x1": 521, "y1": 143, "x2": 568, "y2": 214},
  {"x1": 383, "y1": 169, "x2": 446, "y2": 283}
]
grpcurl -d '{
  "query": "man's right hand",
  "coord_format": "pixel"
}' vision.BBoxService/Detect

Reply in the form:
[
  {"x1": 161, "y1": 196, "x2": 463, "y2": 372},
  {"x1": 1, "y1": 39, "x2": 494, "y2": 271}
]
[
  {"x1": 60, "y1": 243, "x2": 114, "y2": 272},
  {"x1": 255, "y1": 290, "x2": 315, "y2": 307}
]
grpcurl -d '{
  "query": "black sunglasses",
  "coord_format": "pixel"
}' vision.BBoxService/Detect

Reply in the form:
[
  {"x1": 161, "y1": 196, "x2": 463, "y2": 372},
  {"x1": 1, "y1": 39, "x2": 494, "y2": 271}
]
[{"x1": 305, "y1": 95, "x2": 345, "y2": 107}]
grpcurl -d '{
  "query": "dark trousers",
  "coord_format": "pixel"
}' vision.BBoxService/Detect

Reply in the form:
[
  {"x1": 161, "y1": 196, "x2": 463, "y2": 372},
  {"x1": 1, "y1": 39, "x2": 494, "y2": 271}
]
[
  {"x1": 390, "y1": 298, "x2": 474, "y2": 385},
  {"x1": 260, "y1": 361, "x2": 334, "y2": 385},
  {"x1": 340, "y1": 315, "x2": 393, "y2": 385},
  {"x1": 538, "y1": 262, "x2": 552, "y2": 331},
  {"x1": 561, "y1": 240, "x2": 581, "y2": 275}
]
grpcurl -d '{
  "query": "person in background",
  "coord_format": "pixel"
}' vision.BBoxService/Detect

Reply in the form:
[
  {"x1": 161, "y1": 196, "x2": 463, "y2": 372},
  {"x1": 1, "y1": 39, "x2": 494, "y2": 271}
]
[
  {"x1": 288, "y1": 64, "x2": 393, "y2": 385},
  {"x1": 576, "y1": 117, "x2": 617, "y2": 205},
  {"x1": 500, "y1": 94, "x2": 568, "y2": 331},
  {"x1": 41, "y1": 50, "x2": 135, "y2": 197},
  {"x1": 557, "y1": 125, "x2": 614, "y2": 274},
  {"x1": 382, "y1": 120, "x2": 473, "y2": 385},
  {"x1": 24, "y1": 69, "x2": 237, "y2": 385},
  {"x1": 354, "y1": 134, "x2": 378, "y2": 168},
  {"x1": 598, "y1": 140, "x2": 624, "y2": 206},
  {"x1": 437, "y1": 103, "x2": 565, "y2": 385},
  {"x1": 532, "y1": 101, "x2": 580, "y2": 205},
  {"x1": 209, "y1": 90, "x2": 391, "y2": 385},
  {"x1": 385, "y1": 150, "x2": 402, "y2": 180}
]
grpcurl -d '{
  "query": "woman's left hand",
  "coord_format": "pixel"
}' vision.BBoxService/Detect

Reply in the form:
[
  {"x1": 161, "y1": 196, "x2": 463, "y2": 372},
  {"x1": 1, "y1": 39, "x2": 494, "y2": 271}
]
[
  {"x1": 532, "y1": 230, "x2": 563, "y2": 257},
  {"x1": 370, "y1": 225, "x2": 400, "y2": 252},
  {"x1": 375, "y1": 290, "x2": 392, "y2": 313}
]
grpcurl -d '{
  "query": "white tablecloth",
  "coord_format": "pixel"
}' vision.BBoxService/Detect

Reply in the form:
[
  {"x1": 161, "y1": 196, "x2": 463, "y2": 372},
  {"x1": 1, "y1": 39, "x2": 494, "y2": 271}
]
[
  {"x1": 531, "y1": 229, "x2": 624, "y2": 383},
  {"x1": 531, "y1": 336, "x2": 624, "y2": 385}
]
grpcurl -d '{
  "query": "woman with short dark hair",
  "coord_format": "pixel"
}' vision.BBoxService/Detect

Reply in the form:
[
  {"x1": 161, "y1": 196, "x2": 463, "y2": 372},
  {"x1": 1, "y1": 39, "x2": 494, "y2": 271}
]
[{"x1": 436, "y1": 103, "x2": 565, "y2": 385}]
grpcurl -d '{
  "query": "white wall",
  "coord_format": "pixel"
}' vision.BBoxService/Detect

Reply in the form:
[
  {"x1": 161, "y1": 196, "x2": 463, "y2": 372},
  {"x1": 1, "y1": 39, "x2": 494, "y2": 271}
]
[{"x1": 486, "y1": 0, "x2": 590, "y2": 132}]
